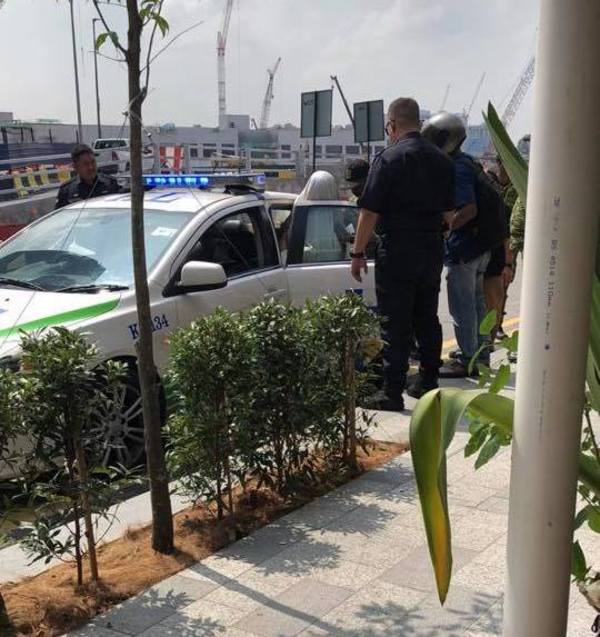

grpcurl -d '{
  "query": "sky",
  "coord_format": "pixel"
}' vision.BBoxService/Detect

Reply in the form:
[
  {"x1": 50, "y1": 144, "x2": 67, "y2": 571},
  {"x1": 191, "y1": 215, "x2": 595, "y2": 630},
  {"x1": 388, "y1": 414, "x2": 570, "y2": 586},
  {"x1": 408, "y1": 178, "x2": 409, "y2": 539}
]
[{"x1": 0, "y1": 0, "x2": 539, "y2": 140}]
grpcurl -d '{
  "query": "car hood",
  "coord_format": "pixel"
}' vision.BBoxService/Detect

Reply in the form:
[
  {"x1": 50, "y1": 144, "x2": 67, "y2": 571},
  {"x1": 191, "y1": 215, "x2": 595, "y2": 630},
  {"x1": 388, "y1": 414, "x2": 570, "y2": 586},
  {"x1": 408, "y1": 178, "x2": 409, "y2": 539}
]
[{"x1": 0, "y1": 288, "x2": 120, "y2": 355}]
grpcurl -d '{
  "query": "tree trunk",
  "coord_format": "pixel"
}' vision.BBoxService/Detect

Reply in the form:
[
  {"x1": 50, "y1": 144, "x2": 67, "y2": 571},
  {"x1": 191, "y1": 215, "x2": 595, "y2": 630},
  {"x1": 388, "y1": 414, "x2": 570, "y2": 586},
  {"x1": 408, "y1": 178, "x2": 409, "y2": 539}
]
[
  {"x1": 345, "y1": 339, "x2": 358, "y2": 474},
  {"x1": 126, "y1": 0, "x2": 173, "y2": 554},
  {"x1": 75, "y1": 444, "x2": 99, "y2": 582}
]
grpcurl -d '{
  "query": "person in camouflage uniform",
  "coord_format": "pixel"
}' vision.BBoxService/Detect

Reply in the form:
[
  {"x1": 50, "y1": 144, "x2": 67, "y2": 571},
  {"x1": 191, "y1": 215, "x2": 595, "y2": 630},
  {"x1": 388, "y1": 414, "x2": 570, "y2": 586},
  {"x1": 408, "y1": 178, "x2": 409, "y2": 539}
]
[{"x1": 510, "y1": 196, "x2": 526, "y2": 255}]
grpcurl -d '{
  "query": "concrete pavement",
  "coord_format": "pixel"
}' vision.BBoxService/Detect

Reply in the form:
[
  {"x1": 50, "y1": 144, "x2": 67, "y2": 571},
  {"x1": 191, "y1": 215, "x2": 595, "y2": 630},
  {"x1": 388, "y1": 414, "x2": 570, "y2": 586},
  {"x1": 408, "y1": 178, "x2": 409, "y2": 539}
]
[{"x1": 66, "y1": 376, "x2": 598, "y2": 637}]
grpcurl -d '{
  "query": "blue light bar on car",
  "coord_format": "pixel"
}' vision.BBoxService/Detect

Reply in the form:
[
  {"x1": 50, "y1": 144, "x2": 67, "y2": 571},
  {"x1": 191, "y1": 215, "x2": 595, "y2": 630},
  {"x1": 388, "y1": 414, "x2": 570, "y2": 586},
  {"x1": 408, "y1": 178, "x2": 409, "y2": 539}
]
[{"x1": 142, "y1": 172, "x2": 266, "y2": 191}]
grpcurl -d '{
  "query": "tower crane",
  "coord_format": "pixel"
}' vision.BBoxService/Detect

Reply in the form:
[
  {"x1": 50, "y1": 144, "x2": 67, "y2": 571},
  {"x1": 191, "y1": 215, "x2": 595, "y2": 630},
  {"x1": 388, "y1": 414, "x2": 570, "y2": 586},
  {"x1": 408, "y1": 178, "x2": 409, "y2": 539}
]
[
  {"x1": 439, "y1": 83, "x2": 451, "y2": 111},
  {"x1": 501, "y1": 56, "x2": 535, "y2": 129},
  {"x1": 216, "y1": 0, "x2": 234, "y2": 122},
  {"x1": 463, "y1": 72, "x2": 486, "y2": 123},
  {"x1": 259, "y1": 57, "x2": 281, "y2": 129},
  {"x1": 330, "y1": 75, "x2": 354, "y2": 127}
]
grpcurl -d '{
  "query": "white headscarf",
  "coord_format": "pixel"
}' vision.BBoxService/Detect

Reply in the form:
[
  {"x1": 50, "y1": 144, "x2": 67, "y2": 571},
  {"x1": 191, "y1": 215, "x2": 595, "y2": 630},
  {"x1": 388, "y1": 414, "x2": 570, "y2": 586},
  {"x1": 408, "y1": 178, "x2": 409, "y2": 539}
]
[{"x1": 296, "y1": 170, "x2": 338, "y2": 203}]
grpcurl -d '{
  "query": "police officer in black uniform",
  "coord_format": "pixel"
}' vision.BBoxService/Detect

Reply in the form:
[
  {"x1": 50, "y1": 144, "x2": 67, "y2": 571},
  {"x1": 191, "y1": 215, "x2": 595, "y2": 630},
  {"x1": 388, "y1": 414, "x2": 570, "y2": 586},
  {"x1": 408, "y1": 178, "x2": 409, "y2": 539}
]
[
  {"x1": 55, "y1": 144, "x2": 120, "y2": 209},
  {"x1": 350, "y1": 98, "x2": 455, "y2": 411}
]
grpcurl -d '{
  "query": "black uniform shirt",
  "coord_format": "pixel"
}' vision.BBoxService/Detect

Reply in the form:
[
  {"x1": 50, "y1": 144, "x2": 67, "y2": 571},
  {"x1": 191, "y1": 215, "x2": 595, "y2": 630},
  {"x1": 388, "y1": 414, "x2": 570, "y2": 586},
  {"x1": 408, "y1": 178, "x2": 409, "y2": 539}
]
[
  {"x1": 358, "y1": 132, "x2": 455, "y2": 234},
  {"x1": 55, "y1": 173, "x2": 120, "y2": 209}
]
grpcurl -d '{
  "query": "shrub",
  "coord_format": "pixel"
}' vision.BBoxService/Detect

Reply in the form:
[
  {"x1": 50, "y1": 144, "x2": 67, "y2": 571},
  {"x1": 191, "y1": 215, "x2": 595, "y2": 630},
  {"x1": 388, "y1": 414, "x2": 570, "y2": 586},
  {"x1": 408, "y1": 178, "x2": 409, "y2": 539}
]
[
  {"x1": 167, "y1": 308, "x2": 253, "y2": 523},
  {"x1": 11, "y1": 327, "x2": 133, "y2": 586},
  {"x1": 307, "y1": 293, "x2": 382, "y2": 472}
]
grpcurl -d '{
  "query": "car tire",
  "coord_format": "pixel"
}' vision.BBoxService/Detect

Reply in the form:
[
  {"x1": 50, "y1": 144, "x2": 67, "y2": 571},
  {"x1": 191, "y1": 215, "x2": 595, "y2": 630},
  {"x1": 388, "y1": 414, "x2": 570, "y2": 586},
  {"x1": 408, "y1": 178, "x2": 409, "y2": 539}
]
[{"x1": 95, "y1": 362, "x2": 165, "y2": 469}]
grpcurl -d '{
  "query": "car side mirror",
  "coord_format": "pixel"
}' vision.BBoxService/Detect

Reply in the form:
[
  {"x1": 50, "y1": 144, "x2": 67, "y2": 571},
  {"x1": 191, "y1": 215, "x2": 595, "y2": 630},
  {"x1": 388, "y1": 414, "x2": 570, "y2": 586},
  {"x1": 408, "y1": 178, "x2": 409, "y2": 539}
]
[{"x1": 176, "y1": 261, "x2": 227, "y2": 293}]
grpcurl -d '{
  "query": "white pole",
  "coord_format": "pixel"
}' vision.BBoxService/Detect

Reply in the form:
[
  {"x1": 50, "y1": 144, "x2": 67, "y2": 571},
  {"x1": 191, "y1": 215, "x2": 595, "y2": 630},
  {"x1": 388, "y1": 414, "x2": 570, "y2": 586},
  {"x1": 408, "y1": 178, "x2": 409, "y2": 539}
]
[
  {"x1": 69, "y1": 0, "x2": 83, "y2": 143},
  {"x1": 504, "y1": 1, "x2": 600, "y2": 635}
]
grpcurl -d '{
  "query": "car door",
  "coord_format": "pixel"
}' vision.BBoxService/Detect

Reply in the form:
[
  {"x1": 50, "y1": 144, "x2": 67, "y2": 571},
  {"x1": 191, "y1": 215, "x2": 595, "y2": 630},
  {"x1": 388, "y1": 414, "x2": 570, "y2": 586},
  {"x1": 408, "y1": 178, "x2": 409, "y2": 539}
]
[
  {"x1": 170, "y1": 202, "x2": 288, "y2": 327},
  {"x1": 285, "y1": 201, "x2": 376, "y2": 306}
]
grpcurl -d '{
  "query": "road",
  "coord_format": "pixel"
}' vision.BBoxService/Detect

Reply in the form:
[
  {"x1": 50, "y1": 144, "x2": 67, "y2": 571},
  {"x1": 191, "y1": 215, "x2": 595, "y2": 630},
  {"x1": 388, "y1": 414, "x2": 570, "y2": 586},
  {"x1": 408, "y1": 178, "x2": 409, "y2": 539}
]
[{"x1": 438, "y1": 263, "x2": 522, "y2": 357}]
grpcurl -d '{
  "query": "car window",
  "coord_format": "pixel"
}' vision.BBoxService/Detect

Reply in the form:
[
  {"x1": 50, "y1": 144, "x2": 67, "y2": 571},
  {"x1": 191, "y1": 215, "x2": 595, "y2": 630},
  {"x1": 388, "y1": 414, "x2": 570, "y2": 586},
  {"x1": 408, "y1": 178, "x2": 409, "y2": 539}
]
[
  {"x1": 301, "y1": 205, "x2": 358, "y2": 263},
  {"x1": 0, "y1": 208, "x2": 193, "y2": 291},
  {"x1": 187, "y1": 208, "x2": 267, "y2": 278},
  {"x1": 269, "y1": 204, "x2": 293, "y2": 262}
]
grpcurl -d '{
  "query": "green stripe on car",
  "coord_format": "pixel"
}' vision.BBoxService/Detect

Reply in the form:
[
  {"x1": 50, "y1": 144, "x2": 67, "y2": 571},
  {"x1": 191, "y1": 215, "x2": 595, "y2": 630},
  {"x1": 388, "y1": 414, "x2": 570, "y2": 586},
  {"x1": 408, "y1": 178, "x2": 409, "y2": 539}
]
[{"x1": 0, "y1": 299, "x2": 120, "y2": 338}]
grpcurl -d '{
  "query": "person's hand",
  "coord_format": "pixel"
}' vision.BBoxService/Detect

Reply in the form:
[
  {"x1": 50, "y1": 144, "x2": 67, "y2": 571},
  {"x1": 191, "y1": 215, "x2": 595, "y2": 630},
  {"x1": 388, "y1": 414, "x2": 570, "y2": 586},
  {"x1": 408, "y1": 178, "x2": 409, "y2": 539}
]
[
  {"x1": 351, "y1": 256, "x2": 368, "y2": 282},
  {"x1": 502, "y1": 265, "x2": 514, "y2": 287}
]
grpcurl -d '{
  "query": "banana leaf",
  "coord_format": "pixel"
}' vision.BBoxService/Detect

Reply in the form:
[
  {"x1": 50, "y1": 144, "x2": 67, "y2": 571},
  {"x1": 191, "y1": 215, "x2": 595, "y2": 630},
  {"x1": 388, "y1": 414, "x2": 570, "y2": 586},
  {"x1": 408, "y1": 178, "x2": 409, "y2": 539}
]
[
  {"x1": 409, "y1": 388, "x2": 513, "y2": 604},
  {"x1": 482, "y1": 102, "x2": 529, "y2": 205}
]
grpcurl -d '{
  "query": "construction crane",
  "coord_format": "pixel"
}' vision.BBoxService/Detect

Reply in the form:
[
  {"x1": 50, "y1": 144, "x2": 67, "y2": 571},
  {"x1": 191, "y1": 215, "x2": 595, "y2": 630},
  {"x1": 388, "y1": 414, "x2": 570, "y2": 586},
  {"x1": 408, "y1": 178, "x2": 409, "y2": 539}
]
[
  {"x1": 330, "y1": 75, "x2": 354, "y2": 127},
  {"x1": 439, "y1": 83, "x2": 451, "y2": 111},
  {"x1": 259, "y1": 57, "x2": 281, "y2": 129},
  {"x1": 463, "y1": 72, "x2": 486, "y2": 123},
  {"x1": 216, "y1": 0, "x2": 234, "y2": 121},
  {"x1": 501, "y1": 56, "x2": 535, "y2": 129}
]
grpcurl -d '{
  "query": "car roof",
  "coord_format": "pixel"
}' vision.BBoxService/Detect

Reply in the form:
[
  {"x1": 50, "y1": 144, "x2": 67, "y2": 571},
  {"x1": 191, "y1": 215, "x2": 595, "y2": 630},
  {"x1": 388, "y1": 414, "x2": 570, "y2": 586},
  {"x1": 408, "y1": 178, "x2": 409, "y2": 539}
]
[{"x1": 67, "y1": 189, "x2": 297, "y2": 214}]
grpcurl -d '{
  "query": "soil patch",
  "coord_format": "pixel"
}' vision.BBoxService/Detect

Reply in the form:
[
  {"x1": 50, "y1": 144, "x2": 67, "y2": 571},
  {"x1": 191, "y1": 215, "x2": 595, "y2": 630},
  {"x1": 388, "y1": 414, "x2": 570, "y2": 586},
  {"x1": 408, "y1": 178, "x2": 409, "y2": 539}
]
[{"x1": 1, "y1": 439, "x2": 407, "y2": 637}]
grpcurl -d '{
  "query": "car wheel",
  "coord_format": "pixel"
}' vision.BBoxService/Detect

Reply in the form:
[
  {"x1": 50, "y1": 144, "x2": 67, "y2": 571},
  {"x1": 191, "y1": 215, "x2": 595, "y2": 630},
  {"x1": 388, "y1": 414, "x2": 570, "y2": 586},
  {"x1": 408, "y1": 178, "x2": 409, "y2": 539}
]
[{"x1": 95, "y1": 365, "x2": 147, "y2": 469}]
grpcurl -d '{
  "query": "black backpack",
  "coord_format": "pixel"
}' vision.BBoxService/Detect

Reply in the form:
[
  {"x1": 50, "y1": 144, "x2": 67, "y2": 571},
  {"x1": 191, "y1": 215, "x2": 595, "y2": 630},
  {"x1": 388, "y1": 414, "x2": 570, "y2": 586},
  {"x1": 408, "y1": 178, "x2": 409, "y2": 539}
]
[{"x1": 464, "y1": 155, "x2": 509, "y2": 252}]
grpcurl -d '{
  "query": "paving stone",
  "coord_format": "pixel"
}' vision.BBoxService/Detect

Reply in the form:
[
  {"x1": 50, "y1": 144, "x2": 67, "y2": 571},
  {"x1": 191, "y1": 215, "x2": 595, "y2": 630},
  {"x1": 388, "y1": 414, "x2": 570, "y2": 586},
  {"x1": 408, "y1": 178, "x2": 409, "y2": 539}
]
[
  {"x1": 342, "y1": 532, "x2": 424, "y2": 570},
  {"x1": 277, "y1": 496, "x2": 360, "y2": 531},
  {"x1": 320, "y1": 502, "x2": 397, "y2": 538},
  {"x1": 308, "y1": 558, "x2": 386, "y2": 591},
  {"x1": 95, "y1": 594, "x2": 179, "y2": 635},
  {"x1": 451, "y1": 511, "x2": 508, "y2": 551},
  {"x1": 68, "y1": 625, "x2": 131, "y2": 637},
  {"x1": 405, "y1": 586, "x2": 501, "y2": 636},
  {"x1": 447, "y1": 484, "x2": 498, "y2": 508},
  {"x1": 310, "y1": 580, "x2": 427, "y2": 636},
  {"x1": 379, "y1": 544, "x2": 478, "y2": 593},
  {"x1": 235, "y1": 578, "x2": 353, "y2": 637},
  {"x1": 476, "y1": 496, "x2": 510, "y2": 515},
  {"x1": 138, "y1": 600, "x2": 246, "y2": 637},
  {"x1": 360, "y1": 455, "x2": 415, "y2": 487},
  {"x1": 146, "y1": 573, "x2": 219, "y2": 605},
  {"x1": 252, "y1": 539, "x2": 345, "y2": 578}
]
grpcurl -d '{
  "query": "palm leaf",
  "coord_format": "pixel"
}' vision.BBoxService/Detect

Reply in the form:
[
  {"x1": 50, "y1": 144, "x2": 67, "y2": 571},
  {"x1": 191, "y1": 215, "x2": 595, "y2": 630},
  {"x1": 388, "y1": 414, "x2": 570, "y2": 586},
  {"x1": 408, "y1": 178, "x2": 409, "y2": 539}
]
[{"x1": 483, "y1": 102, "x2": 529, "y2": 205}]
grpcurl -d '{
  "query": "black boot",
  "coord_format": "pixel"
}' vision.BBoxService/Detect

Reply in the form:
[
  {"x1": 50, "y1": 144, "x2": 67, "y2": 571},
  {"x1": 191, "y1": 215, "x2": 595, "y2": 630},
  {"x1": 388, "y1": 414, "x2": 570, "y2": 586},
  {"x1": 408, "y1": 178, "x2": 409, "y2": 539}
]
[{"x1": 406, "y1": 371, "x2": 439, "y2": 399}]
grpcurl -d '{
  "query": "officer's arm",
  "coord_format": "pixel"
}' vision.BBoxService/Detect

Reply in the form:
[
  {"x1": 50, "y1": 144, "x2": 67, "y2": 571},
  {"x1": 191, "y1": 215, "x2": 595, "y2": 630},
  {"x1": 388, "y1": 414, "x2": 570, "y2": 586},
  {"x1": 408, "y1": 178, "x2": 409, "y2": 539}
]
[{"x1": 353, "y1": 209, "x2": 380, "y2": 253}]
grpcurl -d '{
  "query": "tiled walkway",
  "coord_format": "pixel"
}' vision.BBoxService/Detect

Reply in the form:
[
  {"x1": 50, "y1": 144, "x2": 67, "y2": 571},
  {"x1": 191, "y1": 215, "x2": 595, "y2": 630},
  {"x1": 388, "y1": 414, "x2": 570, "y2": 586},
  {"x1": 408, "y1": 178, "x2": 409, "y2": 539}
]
[{"x1": 68, "y1": 409, "x2": 599, "y2": 637}]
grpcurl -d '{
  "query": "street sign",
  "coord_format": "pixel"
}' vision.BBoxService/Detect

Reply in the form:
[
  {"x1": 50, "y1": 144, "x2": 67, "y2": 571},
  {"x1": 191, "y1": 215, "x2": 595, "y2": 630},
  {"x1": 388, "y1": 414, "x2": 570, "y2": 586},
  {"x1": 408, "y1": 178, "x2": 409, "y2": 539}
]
[
  {"x1": 301, "y1": 90, "x2": 333, "y2": 139},
  {"x1": 354, "y1": 100, "x2": 385, "y2": 144},
  {"x1": 301, "y1": 89, "x2": 333, "y2": 172}
]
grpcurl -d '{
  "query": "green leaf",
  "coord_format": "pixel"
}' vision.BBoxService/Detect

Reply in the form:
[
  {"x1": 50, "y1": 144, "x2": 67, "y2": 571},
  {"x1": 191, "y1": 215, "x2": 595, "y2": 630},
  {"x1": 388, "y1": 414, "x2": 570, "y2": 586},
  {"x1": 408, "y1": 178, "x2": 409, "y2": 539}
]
[
  {"x1": 579, "y1": 452, "x2": 600, "y2": 500},
  {"x1": 95, "y1": 32, "x2": 109, "y2": 49},
  {"x1": 153, "y1": 14, "x2": 169, "y2": 36},
  {"x1": 465, "y1": 426, "x2": 488, "y2": 458},
  {"x1": 587, "y1": 506, "x2": 600, "y2": 533},
  {"x1": 571, "y1": 540, "x2": 588, "y2": 581},
  {"x1": 489, "y1": 365, "x2": 511, "y2": 394},
  {"x1": 409, "y1": 388, "x2": 514, "y2": 604},
  {"x1": 483, "y1": 102, "x2": 529, "y2": 205},
  {"x1": 109, "y1": 31, "x2": 120, "y2": 48},
  {"x1": 574, "y1": 506, "x2": 591, "y2": 531},
  {"x1": 475, "y1": 435, "x2": 501, "y2": 469},
  {"x1": 479, "y1": 309, "x2": 497, "y2": 336}
]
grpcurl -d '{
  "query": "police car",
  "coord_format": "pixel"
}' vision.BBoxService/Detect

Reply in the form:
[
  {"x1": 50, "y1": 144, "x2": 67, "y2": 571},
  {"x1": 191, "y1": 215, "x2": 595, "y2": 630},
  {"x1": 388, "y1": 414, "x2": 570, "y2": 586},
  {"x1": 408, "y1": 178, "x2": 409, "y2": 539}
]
[{"x1": 0, "y1": 172, "x2": 375, "y2": 474}]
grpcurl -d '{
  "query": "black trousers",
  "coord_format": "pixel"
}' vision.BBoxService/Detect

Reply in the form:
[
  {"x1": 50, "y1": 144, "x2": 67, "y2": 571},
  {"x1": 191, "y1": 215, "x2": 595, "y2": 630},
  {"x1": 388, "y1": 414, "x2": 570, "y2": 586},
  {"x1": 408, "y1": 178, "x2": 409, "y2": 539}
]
[{"x1": 375, "y1": 233, "x2": 444, "y2": 395}]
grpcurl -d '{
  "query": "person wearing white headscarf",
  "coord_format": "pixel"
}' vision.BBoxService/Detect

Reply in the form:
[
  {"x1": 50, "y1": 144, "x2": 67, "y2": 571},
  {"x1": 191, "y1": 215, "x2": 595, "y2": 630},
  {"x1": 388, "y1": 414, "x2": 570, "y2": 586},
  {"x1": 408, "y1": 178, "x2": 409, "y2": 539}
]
[{"x1": 296, "y1": 170, "x2": 338, "y2": 203}]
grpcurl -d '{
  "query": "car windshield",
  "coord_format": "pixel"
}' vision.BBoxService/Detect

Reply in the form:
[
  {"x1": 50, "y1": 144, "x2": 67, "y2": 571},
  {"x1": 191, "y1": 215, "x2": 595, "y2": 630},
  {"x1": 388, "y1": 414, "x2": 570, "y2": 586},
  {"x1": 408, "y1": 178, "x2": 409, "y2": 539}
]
[{"x1": 0, "y1": 207, "x2": 193, "y2": 292}]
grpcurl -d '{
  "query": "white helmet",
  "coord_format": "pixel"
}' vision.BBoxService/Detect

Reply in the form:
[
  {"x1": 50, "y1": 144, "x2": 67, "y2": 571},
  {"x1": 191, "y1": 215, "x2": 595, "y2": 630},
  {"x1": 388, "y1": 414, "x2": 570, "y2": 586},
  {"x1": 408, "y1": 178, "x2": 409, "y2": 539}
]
[{"x1": 422, "y1": 112, "x2": 467, "y2": 154}]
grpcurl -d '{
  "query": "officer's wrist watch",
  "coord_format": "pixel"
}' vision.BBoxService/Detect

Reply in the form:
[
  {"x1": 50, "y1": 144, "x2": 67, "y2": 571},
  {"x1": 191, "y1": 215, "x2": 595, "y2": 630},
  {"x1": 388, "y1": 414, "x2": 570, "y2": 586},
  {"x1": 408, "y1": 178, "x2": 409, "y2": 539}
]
[{"x1": 349, "y1": 250, "x2": 365, "y2": 259}]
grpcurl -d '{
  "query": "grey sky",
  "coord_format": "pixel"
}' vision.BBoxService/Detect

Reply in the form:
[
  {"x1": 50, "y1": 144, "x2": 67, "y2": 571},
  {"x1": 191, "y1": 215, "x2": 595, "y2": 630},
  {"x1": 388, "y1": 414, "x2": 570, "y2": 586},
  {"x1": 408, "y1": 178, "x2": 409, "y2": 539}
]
[{"x1": 0, "y1": 0, "x2": 538, "y2": 139}]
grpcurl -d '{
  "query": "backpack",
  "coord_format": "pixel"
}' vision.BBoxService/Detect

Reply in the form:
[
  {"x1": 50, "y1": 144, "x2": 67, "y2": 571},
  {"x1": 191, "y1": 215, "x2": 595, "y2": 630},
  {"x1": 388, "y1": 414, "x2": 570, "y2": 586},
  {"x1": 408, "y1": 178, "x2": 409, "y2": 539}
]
[{"x1": 464, "y1": 155, "x2": 509, "y2": 252}]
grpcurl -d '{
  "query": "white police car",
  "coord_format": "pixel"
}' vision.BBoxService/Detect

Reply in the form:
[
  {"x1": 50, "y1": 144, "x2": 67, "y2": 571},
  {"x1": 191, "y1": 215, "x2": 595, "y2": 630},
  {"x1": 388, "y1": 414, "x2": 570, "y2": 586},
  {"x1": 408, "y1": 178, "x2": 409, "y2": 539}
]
[{"x1": 0, "y1": 172, "x2": 375, "y2": 473}]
